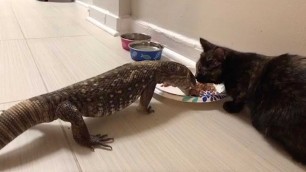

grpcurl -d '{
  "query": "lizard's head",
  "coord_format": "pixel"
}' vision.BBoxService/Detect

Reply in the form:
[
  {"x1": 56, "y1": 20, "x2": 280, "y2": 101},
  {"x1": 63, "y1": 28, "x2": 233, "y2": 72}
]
[{"x1": 158, "y1": 61, "x2": 196, "y2": 95}]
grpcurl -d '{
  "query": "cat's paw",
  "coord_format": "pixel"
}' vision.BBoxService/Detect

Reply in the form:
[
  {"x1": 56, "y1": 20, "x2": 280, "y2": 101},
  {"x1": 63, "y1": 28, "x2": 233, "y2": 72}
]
[{"x1": 223, "y1": 101, "x2": 244, "y2": 113}]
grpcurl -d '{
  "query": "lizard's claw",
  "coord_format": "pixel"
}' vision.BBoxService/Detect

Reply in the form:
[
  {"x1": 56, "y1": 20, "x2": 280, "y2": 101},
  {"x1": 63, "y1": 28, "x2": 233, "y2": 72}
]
[
  {"x1": 84, "y1": 134, "x2": 114, "y2": 151},
  {"x1": 137, "y1": 106, "x2": 155, "y2": 114},
  {"x1": 147, "y1": 106, "x2": 155, "y2": 113}
]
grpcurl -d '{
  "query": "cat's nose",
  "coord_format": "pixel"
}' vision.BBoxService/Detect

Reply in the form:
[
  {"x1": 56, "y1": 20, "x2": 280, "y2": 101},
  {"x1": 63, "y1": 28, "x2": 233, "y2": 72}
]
[{"x1": 195, "y1": 74, "x2": 207, "y2": 83}]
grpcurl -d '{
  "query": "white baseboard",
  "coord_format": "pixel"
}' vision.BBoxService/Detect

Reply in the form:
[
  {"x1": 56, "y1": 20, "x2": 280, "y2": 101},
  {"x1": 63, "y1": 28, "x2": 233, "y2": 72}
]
[
  {"x1": 88, "y1": 5, "x2": 130, "y2": 36},
  {"x1": 85, "y1": 4, "x2": 201, "y2": 67},
  {"x1": 130, "y1": 20, "x2": 202, "y2": 63},
  {"x1": 163, "y1": 48, "x2": 196, "y2": 69},
  {"x1": 87, "y1": 16, "x2": 119, "y2": 36},
  {"x1": 75, "y1": 0, "x2": 90, "y2": 7}
]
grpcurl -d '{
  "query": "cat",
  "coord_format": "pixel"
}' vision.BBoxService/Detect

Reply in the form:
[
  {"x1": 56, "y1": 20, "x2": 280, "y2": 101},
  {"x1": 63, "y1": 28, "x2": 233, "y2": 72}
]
[{"x1": 195, "y1": 38, "x2": 306, "y2": 164}]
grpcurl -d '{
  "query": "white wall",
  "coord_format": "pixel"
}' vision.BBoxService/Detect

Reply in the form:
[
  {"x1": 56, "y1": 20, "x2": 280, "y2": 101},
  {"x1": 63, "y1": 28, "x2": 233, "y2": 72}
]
[
  {"x1": 90, "y1": 0, "x2": 130, "y2": 17},
  {"x1": 87, "y1": 0, "x2": 131, "y2": 35},
  {"x1": 92, "y1": 0, "x2": 119, "y2": 16},
  {"x1": 131, "y1": 0, "x2": 306, "y2": 60}
]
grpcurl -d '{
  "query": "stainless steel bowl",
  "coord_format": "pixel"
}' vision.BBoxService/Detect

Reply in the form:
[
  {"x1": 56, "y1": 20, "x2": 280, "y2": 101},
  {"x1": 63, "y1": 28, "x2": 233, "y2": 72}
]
[
  {"x1": 129, "y1": 41, "x2": 164, "y2": 51},
  {"x1": 120, "y1": 33, "x2": 151, "y2": 51},
  {"x1": 121, "y1": 33, "x2": 151, "y2": 41}
]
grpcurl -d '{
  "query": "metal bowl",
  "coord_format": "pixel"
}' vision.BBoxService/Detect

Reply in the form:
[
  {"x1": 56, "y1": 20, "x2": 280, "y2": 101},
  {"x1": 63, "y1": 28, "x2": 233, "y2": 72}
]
[
  {"x1": 128, "y1": 41, "x2": 164, "y2": 61},
  {"x1": 120, "y1": 33, "x2": 151, "y2": 51}
]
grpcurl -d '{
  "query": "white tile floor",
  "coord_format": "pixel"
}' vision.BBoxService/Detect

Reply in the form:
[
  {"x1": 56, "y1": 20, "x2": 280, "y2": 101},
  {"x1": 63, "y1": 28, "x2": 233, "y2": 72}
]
[{"x1": 0, "y1": 0, "x2": 305, "y2": 171}]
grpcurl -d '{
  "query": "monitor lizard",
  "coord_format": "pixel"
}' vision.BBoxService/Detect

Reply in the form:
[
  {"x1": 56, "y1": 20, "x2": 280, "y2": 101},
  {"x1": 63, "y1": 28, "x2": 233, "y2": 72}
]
[{"x1": 0, "y1": 61, "x2": 196, "y2": 151}]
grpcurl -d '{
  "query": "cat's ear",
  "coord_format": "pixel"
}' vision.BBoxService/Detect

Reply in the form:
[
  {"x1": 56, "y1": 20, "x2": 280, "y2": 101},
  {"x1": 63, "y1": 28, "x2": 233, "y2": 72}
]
[
  {"x1": 200, "y1": 38, "x2": 216, "y2": 52},
  {"x1": 214, "y1": 48, "x2": 225, "y2": 61}
]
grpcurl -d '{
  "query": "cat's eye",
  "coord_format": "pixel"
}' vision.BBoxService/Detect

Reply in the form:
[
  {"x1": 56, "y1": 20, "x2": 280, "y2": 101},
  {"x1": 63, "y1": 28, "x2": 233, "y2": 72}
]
[
  {"x1": 209, "y1": 64, "x2": 220, "y2": 70},
  {"x1": 206, "y1": 61, "x2": 220, "y2": 70}
]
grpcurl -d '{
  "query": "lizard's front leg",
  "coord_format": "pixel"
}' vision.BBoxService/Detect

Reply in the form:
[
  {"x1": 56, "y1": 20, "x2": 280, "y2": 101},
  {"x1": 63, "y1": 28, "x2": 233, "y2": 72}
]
[
  {"x1": 56, "y1": 101, "x2": 114, "y2": 151},
  {"x1": 137, "y1": 81, "x2": 156, "y2": 114}
]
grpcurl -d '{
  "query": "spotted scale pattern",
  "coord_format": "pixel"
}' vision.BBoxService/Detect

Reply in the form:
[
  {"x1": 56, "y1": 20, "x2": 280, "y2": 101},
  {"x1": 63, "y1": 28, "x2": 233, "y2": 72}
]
[{"x1": 0, "y1": 61, "x2": 196, "y2": 150}]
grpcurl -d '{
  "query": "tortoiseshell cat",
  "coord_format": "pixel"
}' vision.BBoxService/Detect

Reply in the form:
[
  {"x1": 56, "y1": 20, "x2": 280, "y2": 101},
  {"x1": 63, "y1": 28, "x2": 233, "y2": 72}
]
[{"x1": 196, "y1": 38, "x2": 306, "y2": 164}]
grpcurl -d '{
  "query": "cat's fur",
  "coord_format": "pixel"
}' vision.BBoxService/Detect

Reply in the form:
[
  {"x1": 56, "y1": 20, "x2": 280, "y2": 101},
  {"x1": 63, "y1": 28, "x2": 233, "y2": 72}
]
[{"x1": 196, "y1": 38, "x2": 306, "y2": 164}]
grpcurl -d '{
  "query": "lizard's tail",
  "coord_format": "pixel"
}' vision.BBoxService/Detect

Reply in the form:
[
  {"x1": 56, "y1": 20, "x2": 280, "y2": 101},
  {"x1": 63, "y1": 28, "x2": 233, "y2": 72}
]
[{"x1": 0, "y1": 99, "x2": 56, "y2": 150}]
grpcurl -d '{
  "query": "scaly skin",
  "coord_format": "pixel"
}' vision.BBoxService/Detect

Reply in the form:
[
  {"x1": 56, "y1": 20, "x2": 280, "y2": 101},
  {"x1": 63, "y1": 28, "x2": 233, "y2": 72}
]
[{"x1": 0, "y1": 61, "x2": 196, "y2": 151}]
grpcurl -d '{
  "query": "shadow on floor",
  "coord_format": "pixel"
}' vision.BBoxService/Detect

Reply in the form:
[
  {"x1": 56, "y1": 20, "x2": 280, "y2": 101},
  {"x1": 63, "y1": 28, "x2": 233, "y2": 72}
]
[
  {"x1": 0, "y1": 95, "x2": 305, "y2": 170},
  {"x1": 0, "y1": 95, "x2": 224, "y2": 170}
]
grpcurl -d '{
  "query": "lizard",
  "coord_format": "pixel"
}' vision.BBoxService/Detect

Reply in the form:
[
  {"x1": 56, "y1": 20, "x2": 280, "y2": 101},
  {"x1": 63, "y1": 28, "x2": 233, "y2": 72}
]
[{"x1": 0, "y1": 61, "x2": 196, "y2": 151}]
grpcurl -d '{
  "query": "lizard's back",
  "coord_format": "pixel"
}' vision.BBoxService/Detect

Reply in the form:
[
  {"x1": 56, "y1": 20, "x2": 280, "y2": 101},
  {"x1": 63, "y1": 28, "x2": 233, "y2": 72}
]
[
  {"x1": 1, "y1": 60, "x2": 196, "y2": 151},
  {"x1": 57, "y1": 62, "x2": 157, "y2": 117}
]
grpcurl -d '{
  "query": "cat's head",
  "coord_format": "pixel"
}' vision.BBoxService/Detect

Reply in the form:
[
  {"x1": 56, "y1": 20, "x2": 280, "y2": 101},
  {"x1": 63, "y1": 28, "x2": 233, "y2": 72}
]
[{"x1": 195, "y1": 38, "x2": 226, "y2": 84}]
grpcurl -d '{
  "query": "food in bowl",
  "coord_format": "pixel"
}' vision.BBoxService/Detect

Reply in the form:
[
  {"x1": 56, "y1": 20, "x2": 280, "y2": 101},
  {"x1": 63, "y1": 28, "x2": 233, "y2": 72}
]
[
  {"x1": 120, "y1": 33, "x2": 151, "y2": 51},
  {"x1": 129, "y1": 41, "x2": 164, "y2": 61}
]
